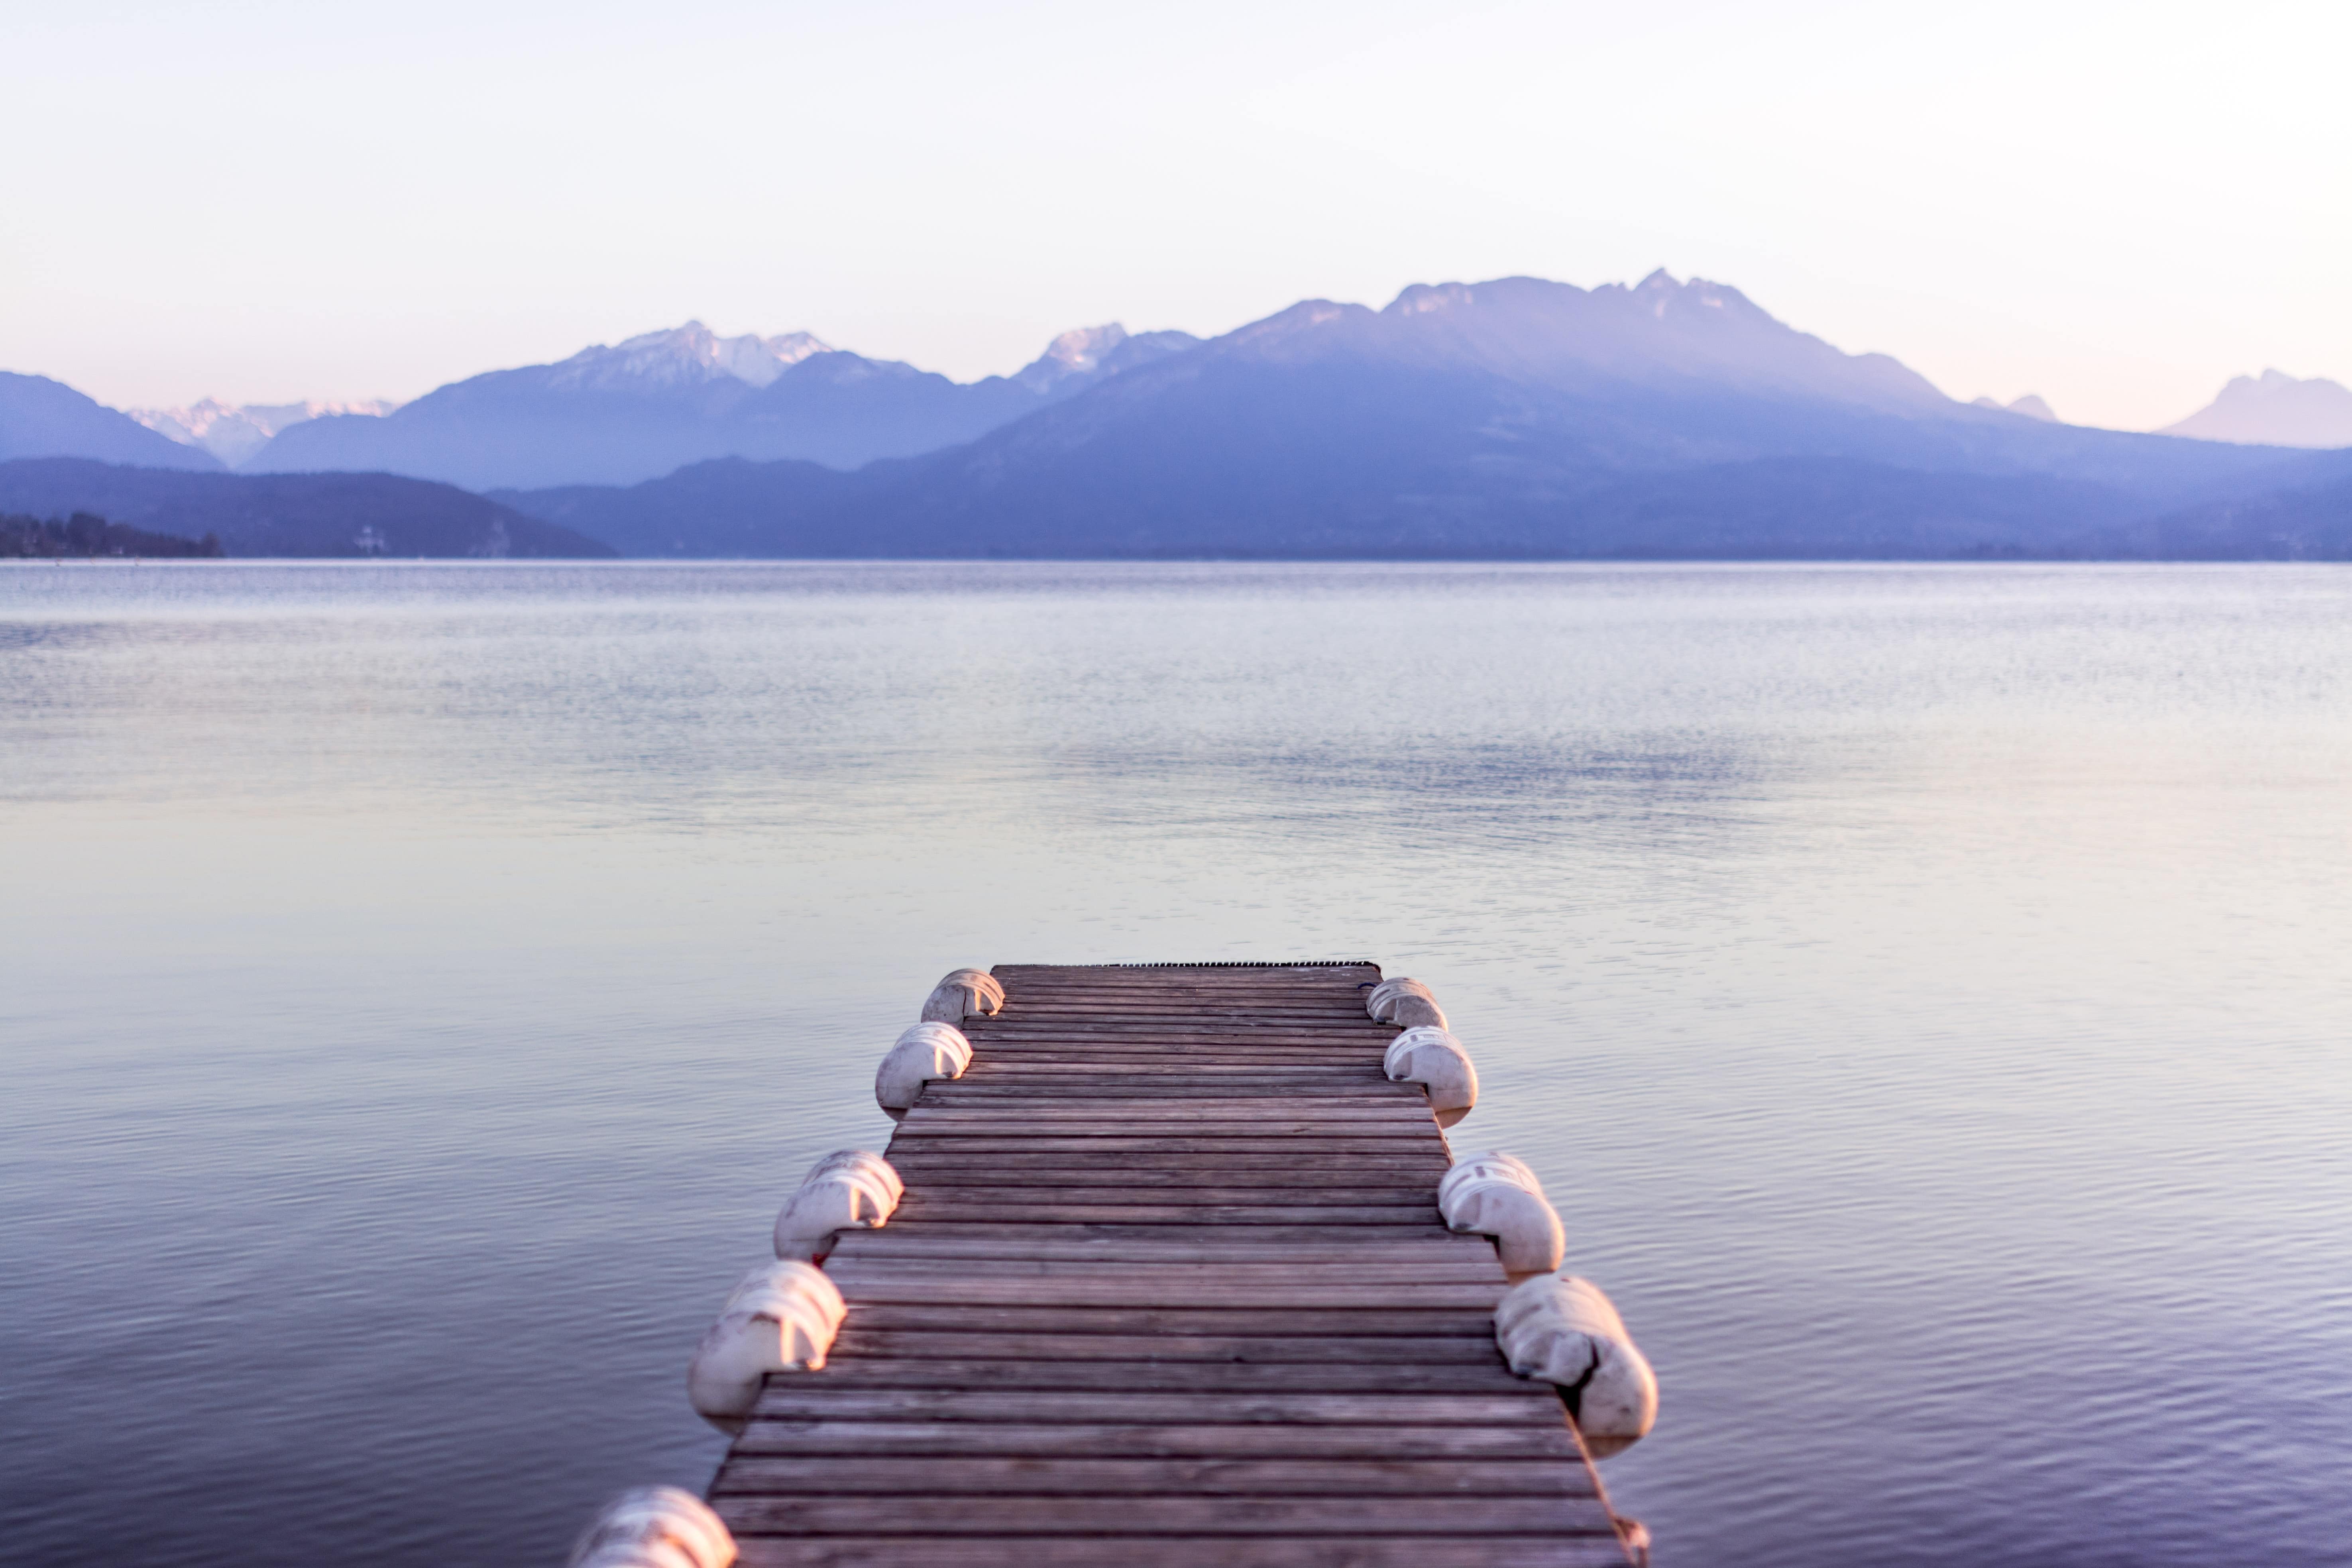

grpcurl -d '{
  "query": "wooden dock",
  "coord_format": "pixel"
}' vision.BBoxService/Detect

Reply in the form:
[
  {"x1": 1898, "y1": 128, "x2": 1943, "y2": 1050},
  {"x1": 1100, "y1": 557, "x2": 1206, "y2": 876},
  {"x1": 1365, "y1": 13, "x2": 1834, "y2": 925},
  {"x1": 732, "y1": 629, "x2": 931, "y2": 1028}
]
[{"x1": 706, "y1": 961, "x2": 1637, "y2": 1566}]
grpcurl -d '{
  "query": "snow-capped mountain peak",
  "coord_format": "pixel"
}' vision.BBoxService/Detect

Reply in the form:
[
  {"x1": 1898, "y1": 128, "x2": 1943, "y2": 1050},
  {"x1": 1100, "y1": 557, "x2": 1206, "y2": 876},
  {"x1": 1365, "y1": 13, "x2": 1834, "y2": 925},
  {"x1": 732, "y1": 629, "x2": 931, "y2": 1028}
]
[
  {"x1": 1008, "y1": 324, "x2": 1131, "y2": 393},
  {"x1": 1007, "y1": 323, "x2": 1202, "y2": 394},
  {"x1": 548, "y1": 322, "x2": 831, "y2": 392},
  {"x1": 1039, "y1": 324, "x2": 1129, "y2": 376},
  {"x1": 128, "y1": 397, "x2": 401, "y2": 466}
]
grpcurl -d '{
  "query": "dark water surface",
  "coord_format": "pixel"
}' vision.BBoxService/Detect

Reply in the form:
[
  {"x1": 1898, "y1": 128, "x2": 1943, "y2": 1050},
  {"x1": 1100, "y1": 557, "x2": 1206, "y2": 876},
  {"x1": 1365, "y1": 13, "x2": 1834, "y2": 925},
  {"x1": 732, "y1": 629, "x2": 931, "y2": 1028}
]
[{"x1": 3, "y1": 561, "x2": 2348, "y2": 1567}]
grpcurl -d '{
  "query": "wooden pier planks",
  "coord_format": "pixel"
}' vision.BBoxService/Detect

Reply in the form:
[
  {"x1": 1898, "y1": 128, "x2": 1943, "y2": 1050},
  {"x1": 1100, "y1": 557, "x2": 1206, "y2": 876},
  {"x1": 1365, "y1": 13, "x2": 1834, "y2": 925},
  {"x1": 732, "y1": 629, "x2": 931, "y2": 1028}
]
[{"x1": 706, "y1": 962, "x2": 1633, "y2": 1566}]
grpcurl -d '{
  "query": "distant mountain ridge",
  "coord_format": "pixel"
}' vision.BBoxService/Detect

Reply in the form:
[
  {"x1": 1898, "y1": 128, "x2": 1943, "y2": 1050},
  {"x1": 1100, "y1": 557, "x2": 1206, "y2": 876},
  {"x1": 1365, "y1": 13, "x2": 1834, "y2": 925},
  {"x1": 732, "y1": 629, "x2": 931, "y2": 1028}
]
[
  {"x1": 538, "y1": 322, "x2": 830, "y2": 391},
  {"x1": 499, "y1": 272, "x2": 2334, "y2": 561},
  {"x1": 14, "y1": 271, "x2": 2348, "y2": 561},
  {"x1": 1, "y1": 373, "x2": 222, "y2": 472},
  {"x1": 2160, "y1": 369, "x2": 2352, "y2": 449},
  {"x1": 0, "y1": 459, "x2": 611, "y2": 558},
  {"x1": 128, "y1": 396, "x2": 402, "y2": 466},
  {"x1": 244, "y1": 319, "x2": 1203, "y2": 489}
]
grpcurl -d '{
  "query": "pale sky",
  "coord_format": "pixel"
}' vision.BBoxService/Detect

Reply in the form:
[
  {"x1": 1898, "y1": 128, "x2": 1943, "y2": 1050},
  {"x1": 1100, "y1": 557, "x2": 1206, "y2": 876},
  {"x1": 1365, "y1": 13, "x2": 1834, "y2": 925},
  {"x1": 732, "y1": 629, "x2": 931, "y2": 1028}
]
[{"x1": 4, "y1": 0, "x2": 2344, "y2": 430}]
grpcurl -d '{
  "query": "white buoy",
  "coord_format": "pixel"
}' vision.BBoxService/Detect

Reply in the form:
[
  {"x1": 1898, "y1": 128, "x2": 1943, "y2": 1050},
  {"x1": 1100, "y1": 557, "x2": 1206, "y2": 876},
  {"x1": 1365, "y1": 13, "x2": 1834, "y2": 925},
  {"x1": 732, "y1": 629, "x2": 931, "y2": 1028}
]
[
  {"x1": 1366, "y1": 976, "x2": 1447, "y2": 1030},
  {"x1": 569, "y1": 1486, "x2": 736, "y2": 1568},
  {"x1": 1384, "y1": 1025, "x2": 1478, "y2": 1126},
  {"x1": 773, "y1": 1149, "x2": 904, "y2": 1261},
  {"x1": 874, "y1": 1021, "x2": 973, "y2": 1117},
  {"x1": 920, "y1": 967, "x2": 1005, "y2": 1024},
  {"x1": 685, "y1": 1260, "x2": 847, "y2": 1434},
  {"x1": 1493, "y1": 1273, "x2": 1658, "y2": 1458},
  {"x1": 1438, "y1": 1152, "x2": 1566, "y2": 1278}
]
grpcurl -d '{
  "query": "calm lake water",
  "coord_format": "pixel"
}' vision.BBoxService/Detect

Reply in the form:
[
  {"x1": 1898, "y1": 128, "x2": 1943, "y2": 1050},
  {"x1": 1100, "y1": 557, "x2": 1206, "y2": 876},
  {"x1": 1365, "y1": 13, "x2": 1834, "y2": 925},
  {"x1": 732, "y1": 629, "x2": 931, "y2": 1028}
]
[{"x1": 3, "y1": 561, "x2": 2348, "y2": 1567}]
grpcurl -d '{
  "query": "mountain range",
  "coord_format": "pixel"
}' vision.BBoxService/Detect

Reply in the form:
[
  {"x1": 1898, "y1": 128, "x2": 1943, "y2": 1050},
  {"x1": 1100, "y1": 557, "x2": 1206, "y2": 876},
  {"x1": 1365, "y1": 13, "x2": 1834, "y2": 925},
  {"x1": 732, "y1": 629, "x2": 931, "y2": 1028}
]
[
  {"x1": 237, "y1": 320, "x2": 1200, "y2": 489},
  {"x1": 1, "y1": 373, "x2": 224, "y2": 472},
  {"x1": 128, "y1": 397, "x2": 403, "y2": 467},
  {"x1": 495, "y1": 273, "x2": 2348, "y2": 560},
  {"x1": 5, "y1": 272, "x2": 2348, "y2": 560}
]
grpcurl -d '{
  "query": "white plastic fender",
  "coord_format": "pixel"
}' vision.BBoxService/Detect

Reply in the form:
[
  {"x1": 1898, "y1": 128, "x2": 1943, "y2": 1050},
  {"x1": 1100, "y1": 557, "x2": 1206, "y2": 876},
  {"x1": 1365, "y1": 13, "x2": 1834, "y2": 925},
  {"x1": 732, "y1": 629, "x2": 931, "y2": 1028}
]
[
  {"x1": 685, "y1": 1260, "x2": 847, "y2": 1434},
  {"x1": 1438, "y1": 1152, "x2": 1566, "y2": 1278},
  {"x1": 773, "y1": 1149, "x2": 904, "y2": 1261},
  {"x1": 569, "y1": 1486, "x2": 737, "y2": 1568},
  {"x1": 1390, "y1": 995, "x2": 1447, "y2": 1028},
  {"x1": 1366, "y1": 976, "x2": 1429, "y2": 1020},
  {"x1": 920, "y1": 967, "x2": 1006, "y2": 1023},
  {"x1": 1493, "y1": 1273, "x2": 1658, "y2": 1458},
  {"x1": 1384, "y1": 1025, "x2": 1478, "y2": 1127},
  {"x1": 874, "y1": 1022, "x2": 973, "y2": 1116},
  {"x1": 1366, "y1": 976, "x2": 1448, "y2": 1030}
]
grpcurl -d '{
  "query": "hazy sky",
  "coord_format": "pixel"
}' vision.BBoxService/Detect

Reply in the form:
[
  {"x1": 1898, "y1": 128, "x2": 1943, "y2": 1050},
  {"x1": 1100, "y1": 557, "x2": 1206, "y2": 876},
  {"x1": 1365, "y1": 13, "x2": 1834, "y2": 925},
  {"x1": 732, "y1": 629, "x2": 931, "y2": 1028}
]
[{"x1": 5, "y1": 0, "x2": 2344, "y2": 430}]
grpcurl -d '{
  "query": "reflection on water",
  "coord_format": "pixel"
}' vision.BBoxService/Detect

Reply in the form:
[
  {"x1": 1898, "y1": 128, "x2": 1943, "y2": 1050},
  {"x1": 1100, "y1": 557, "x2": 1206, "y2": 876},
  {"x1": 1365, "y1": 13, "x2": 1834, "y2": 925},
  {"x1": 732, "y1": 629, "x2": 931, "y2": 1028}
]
[{"x1": 2, "y1": 561, "x2": 2348, "y2": 1567}]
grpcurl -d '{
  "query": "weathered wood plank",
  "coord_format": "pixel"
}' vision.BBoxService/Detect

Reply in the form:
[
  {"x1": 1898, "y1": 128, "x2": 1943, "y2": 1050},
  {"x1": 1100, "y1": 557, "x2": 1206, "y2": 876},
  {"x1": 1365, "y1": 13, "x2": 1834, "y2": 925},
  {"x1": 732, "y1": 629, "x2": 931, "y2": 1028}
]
[
  {"x1": 990, "y1": 963, "x2": 1378, "y2": 974},
  {"x1": 842, "y1": 1305, "x2": 1501, "y2": 1336},
  {"x1": 828, "y1": 1330, "x2": 1513, "y2": 1364},
  {"x1": 969, "y1": 1019, "x2": 1383, "y2": 1030},
  {"x1": 815, "y1": 1272, "x2": 1501, "y2": 1306},
  {"x1": 731, "y1": 1539, "x2": 1630, "y2": 1567},
  {"x1": 716, "y1": 1495, "x2": 1616, "y2": 1535},
  {"x1": 923, "y1": 1089, "x2": 1420, "y2": 1103},
  {"x1": 900, "y1": 1108, "x2": 1430, "y2": 1125},
  {"x1": 731, "y1": 1419, "x2": 1582, "y2": 1460},
  {"x1": 903, "y1": 1091, "x2": 1411, "y2": 1105},
  {"x1": 945, "y1": 1077, "x2": 1396, "y2": 1091},
  {"x1": 878, "y1": 1167, "x2": 1440, "y2": 1189},
  {"x1": 825, "y1": 1259, "x2": 1506, "y2": 1285},
  {"x1": 950, "y1": 1071, "x2": 1394, "y2": 1085},
  {"x1": 974, "y1": 1008, "x2": 1381, "y2": 1019},
  {"x1": 855, "y1": 1222, "x2": 1472, "y2": 1247},
  {"x1": 710, "y1": 1456, "x2": 1593, "y2": 1497},
  {"x1": 965, "y1": 1030, "x2": 1378, "y2": 1040},
  {"x1": 963, "y1": 1037, "x2": 1388, "y2": 1049},
  {"x1": 888, "y1": 1168, "x2": 1447, "y2": 1188},
  {"x1": 829, "y1": 1232, "x2": 1489, "y2": 1262},
  {"x1": 879, "y1": 1204, "x2": 1444, "y2": 1226},
  {"x1": 950, "y1": 1067, "x2": 1393, "y2": 1079},
  {"x1": 895, "y1": 1119, "x2": 1433, "y2": 1139},
  {"x1": 963, "y1": 1021, "x2": 1389, "y2": 1034},
  {"x1": 883, "y1": 1151, "x2": 1448, "y2": 1171},
  {"x1": 883, "y1": 1138, "x2": 1445, "y2": 1155},
  {"x1": 766, "y1": 1359, "x2": 1540, "y2": 1395},
  {"x1": 891, "y1": 1186, "x2": 1436, "y2": 1204},
  {"x1": 889, "y1": 1194, "x2": 1449, "y2": 1222},
  {"x1": 827, "y1": 1265, "x2": 1506, "y2": 1291},
  {"x1": 749, "y1": 1388, "x2": 1542, "y2": 1423}
]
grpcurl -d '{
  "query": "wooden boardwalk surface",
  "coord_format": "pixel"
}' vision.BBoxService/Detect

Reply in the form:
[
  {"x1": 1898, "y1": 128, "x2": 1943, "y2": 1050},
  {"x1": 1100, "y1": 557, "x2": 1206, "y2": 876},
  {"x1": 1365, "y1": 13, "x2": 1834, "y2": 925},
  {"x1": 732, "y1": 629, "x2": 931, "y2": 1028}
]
[{"x1": 707, "y1": 962, "x2": 1634, "y2": 1566}]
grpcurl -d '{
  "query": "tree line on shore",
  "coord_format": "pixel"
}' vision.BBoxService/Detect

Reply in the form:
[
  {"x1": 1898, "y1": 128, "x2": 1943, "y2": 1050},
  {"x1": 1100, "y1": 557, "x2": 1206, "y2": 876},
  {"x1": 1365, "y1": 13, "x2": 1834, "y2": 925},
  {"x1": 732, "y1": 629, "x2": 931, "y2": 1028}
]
[{"x1": 0, "y1": 511, "x2": 224, "y2": 559}]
